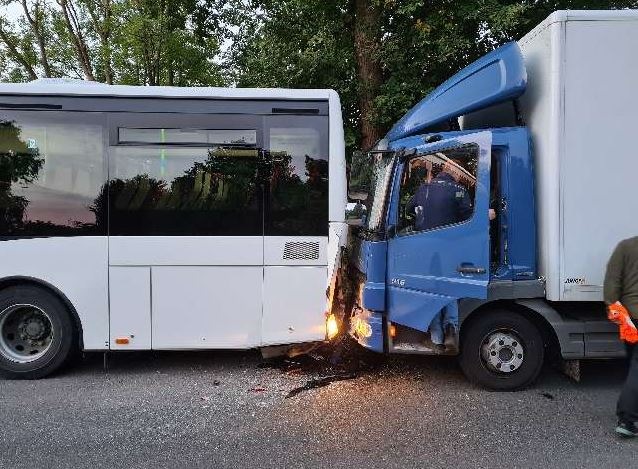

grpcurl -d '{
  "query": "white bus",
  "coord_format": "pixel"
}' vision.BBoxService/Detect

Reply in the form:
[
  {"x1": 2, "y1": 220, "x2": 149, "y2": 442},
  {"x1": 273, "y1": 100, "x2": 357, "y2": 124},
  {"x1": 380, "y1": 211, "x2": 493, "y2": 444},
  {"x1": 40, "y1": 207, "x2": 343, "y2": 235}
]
[{"x1": 0, "y1": 79, "x2": 347, "y2": 379}]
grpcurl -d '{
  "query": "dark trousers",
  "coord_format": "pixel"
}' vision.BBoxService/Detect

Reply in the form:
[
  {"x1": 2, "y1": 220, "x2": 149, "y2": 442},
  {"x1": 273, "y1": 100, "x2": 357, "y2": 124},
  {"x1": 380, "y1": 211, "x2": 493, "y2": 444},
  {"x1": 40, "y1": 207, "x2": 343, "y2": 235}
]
[{"x1": 617, "y1": 343, "x2": 638, "y2": 423}]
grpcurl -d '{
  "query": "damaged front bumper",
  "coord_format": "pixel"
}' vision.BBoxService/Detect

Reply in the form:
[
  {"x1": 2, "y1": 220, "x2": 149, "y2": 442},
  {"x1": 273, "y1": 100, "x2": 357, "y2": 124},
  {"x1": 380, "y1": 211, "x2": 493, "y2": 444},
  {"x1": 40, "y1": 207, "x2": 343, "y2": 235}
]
[{"x1": 350, "y1": 306, "x2": 384, "y2": 352}]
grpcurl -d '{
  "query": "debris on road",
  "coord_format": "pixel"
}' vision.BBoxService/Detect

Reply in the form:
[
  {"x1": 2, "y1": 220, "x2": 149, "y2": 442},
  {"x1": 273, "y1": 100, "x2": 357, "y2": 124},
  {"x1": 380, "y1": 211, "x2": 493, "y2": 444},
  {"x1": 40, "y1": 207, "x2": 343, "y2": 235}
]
[
  {"x1": 285, "y1": 373, "x2": 358, "y2": 398},
  {"x1": 259, "y1": 335, "x2": 382, "y2": 374},
  {"x1": 258, "y1": 336, "x2": 381, "y2": 399}
]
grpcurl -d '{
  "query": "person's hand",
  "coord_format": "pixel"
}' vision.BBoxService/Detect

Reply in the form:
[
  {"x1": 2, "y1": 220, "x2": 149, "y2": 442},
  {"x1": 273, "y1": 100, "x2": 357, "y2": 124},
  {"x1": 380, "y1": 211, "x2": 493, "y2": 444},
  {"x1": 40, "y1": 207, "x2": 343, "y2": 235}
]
[{"x1": 489, "y1": 209, "x2": 496, "y2": 221}]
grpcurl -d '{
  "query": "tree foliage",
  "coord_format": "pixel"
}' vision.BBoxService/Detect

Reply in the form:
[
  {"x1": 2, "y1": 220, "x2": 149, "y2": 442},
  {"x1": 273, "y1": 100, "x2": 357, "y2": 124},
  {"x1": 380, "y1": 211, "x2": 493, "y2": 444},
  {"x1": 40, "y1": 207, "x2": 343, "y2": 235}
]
[
  {"x1": 2, "y1": 0, "x2": 638, "y2": 148},
  {"x1": 229, "y1": 0, "x2": 638, "y2": 149},
  {"x1": 0, "y1": 0, "x2": 228, "y2": 85}
]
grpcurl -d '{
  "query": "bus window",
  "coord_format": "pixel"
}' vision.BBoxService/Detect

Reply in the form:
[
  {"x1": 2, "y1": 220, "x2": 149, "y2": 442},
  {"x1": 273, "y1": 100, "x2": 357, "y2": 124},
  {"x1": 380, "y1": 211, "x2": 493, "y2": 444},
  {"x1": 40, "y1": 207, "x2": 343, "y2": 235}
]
[
  {"x1": 0, "y1": 110, "x2": 106, "y2": 237},
  {"x1": 118, "y1": 128, "x2": 257, "y2": 147},
  {"x1": 108, "y1": 140, "x2": 262, "y2": 236},
  {"x1": 265, "y1": 116, "x2": 329, "y2": 236}
]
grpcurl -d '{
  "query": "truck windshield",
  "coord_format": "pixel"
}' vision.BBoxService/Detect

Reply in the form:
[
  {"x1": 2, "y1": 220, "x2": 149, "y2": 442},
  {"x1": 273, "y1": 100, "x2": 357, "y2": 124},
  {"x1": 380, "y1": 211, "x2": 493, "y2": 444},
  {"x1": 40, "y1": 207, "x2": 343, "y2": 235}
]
[{"x1": 349, "y1": 150, "x2": 396, "y2": 232}]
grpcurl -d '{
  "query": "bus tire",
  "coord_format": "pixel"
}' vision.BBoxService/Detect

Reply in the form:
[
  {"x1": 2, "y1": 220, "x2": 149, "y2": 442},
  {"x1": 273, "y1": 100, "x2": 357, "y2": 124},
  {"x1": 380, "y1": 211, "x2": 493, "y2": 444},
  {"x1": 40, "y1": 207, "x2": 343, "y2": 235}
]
[
  {"x1": 0, "y1": 285, "x2": 76, "y2": 379},
  {"x1": 459, "y1": 309, "x2": 544, "y2": 391}
]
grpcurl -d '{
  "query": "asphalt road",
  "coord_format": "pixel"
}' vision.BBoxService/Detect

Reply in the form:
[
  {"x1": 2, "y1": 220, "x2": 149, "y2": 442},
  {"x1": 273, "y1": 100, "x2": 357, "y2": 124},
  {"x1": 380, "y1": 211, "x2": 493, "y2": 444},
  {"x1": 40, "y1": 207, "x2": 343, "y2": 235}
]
[{"x1": 0, "y1": 350, "x2": 636, "y2": 469}]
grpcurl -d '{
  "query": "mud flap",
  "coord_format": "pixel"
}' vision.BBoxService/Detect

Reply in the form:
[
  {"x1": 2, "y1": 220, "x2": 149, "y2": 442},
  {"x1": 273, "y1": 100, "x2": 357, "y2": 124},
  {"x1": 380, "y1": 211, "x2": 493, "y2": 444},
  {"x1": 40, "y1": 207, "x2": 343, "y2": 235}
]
[{"x1": 559, "y1": 359, "x2": 581, "y2": 382}]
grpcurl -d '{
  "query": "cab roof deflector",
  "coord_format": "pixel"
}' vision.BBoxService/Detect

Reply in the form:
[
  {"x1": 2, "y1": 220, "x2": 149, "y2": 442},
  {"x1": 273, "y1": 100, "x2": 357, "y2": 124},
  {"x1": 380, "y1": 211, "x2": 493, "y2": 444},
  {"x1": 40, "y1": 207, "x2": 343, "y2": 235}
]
[{"x1": 387, "y1": 42, "x2": 527, "y2": 142}]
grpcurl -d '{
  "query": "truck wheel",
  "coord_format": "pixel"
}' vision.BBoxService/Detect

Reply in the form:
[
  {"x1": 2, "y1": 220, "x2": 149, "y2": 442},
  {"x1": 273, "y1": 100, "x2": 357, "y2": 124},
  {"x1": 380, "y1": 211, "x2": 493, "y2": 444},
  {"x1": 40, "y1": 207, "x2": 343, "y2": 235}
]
[
  {"x1": 0, "y1": 286, "x2": 76, "y2": 379},
  {"x1": 459, "y1": 309, "x2": 544, "y2": 391}
]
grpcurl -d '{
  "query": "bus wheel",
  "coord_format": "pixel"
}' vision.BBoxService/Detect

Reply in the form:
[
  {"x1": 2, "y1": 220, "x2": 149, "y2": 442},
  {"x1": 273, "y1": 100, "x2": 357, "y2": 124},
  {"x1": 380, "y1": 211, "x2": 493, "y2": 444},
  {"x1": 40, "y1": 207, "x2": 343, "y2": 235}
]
[
  {"x1": 459, "y1": 309, "x2": 544, "y2": 391},
  {"x1": 0, "y1": 286, "x2": 76, "y2": 379}
]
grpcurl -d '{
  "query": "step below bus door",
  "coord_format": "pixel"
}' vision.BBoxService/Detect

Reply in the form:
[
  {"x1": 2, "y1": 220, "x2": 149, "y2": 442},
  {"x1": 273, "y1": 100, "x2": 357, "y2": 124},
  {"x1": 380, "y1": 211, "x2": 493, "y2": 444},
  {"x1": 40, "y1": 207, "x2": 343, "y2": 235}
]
[{"x1": 385, "y1": 131, "x2": 492, "y2": 352}]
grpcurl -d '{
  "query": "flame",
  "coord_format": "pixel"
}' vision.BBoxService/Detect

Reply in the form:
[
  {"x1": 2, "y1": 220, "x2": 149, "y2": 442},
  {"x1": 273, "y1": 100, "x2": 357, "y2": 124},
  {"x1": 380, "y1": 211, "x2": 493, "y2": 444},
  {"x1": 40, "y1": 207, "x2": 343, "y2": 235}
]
[
  {"x1": 351, "y1": 317, "x2": 373, "y2": 339},
  {"x1": 326, "y1": 313, "x2": 339, "y2": 340}
]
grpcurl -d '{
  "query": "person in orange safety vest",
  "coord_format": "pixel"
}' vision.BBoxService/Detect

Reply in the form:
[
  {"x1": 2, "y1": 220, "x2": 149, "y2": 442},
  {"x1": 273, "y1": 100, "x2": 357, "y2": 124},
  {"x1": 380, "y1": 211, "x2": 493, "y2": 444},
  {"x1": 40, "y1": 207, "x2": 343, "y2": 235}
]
[{"x1": 604, "y1": 236, "x2": 638, "y2": 437}]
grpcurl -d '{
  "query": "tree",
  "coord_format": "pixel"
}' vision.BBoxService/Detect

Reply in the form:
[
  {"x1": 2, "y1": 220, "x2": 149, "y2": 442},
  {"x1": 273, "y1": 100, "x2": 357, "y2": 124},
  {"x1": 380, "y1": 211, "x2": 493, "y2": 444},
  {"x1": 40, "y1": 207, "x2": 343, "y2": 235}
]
[
  {"x1": 229, "y1": 0, "x2": 638, "y2": 151},
  {"x1": 3, "y1": 0, "x2": 638, "y2": 149},
  {"x1": 353, "y1": 0, "x2": 382, "y2": 150},
  {"x1": 0, "y1": 0, "x2": 227, "y2": 85},
  {"x1": 228, "y1": 0, "x2": 359, "y2": 146},
  {"x1": 57, "y1": 0, "x2": 95, "y2": 80}
]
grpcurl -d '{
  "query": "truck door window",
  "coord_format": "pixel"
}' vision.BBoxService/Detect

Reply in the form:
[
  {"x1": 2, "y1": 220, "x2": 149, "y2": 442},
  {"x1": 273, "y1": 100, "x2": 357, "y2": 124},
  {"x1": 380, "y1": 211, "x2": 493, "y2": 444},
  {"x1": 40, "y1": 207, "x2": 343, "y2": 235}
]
[{"x1": 398, "y1": 144, "x2": 478, "y2": 235}]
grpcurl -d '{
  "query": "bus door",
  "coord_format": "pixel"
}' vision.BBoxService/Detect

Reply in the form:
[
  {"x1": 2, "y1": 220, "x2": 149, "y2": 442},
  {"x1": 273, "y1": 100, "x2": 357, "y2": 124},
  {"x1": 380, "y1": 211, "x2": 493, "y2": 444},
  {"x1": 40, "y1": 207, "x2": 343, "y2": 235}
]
[{"x1": 106, "y1": 112, "x2": 265, "y2": 350}]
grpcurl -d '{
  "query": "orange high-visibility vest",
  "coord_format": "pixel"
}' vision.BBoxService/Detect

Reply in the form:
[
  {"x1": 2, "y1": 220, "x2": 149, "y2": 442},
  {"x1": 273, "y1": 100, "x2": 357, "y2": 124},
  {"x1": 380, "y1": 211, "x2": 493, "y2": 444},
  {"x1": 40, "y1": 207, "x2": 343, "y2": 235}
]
[{"x1": 608, "y1": 302, "x2": 638, "y2": 344}]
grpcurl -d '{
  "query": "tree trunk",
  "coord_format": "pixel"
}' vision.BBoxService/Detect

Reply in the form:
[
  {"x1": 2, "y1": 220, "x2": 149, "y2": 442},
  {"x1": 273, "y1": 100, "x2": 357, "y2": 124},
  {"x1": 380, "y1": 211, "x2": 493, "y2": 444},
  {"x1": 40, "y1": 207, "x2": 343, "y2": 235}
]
[
  {"x1": 0, "y1": 26, "x2": 38, "y2": 80},
  {"x1": 102, "y1": 34, "x2": 113, "y2": 84},
  {"x1": 353, "y1": 0, "x2": 383, "y2": 151},
  {"x1": 58, "y1": 0, "x2": 95, "y2": 81},
  {"x1": 102, "y1": 0, "x2": 113, "y2": 84},
  {"x1": 85, "y1": 0, "x2": 114, "y2": 84},
  {"x1": 20, "y1": 0, "x2": 53, "y2": 77}
]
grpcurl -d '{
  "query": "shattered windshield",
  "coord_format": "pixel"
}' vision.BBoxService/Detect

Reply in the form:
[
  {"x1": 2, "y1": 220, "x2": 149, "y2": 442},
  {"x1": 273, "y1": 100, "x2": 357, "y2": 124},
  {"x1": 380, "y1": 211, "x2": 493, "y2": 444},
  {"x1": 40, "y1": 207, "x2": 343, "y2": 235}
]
[{"x1": 349, "y1": 150, "x2": 396, "y2": 233}]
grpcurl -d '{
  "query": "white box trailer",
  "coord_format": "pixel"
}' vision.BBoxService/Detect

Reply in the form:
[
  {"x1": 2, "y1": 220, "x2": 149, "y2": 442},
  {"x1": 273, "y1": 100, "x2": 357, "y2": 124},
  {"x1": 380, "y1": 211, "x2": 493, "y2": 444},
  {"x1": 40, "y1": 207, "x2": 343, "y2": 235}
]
[{"x1": 518, "y1": 10, "x2": 638, "y2": 302}]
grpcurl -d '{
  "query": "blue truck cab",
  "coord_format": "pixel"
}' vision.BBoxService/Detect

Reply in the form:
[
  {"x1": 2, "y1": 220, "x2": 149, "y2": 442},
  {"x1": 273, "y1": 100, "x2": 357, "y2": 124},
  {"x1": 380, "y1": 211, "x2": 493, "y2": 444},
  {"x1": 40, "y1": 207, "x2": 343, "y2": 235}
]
[{"x1": 341, "y1": 41, "x2": 623, "y2": 390}]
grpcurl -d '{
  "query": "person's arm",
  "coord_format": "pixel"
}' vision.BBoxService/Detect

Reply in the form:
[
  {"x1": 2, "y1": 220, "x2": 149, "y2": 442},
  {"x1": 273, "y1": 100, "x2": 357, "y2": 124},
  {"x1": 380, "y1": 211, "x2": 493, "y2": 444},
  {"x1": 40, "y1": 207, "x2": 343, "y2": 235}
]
[{"x1": 604, "y1": 242, "x2": 625, "y2": 305}]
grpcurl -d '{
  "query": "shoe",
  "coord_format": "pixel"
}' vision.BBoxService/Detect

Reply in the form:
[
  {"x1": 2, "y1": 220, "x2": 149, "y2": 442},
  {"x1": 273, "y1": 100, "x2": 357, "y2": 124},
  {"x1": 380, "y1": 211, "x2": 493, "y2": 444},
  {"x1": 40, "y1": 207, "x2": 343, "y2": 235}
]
[{"x1": 615, "y1": 420, "x2": 637, "y2": 438}]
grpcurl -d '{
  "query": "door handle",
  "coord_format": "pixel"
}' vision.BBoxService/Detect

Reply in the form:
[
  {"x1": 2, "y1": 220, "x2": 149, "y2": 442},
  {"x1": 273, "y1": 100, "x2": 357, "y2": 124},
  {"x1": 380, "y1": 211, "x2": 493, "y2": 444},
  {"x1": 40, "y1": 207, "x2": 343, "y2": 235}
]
[{"x1": 457, "y1": 265, "x2": 486, "y2": 275}]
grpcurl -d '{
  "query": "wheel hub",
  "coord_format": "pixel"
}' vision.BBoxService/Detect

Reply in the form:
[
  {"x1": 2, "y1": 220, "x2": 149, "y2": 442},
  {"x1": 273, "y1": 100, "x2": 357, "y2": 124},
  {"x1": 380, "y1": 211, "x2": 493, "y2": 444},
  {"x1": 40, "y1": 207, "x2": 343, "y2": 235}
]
[
  {"x1": 20, "y1": 314, "x2": 49, "y2": 341},
  {"x1": 481, "y1": 331, "x2": 524, "y2": 373},
  {"x1": 0, "y1": 304, "x2": 54, "y2": 363}
]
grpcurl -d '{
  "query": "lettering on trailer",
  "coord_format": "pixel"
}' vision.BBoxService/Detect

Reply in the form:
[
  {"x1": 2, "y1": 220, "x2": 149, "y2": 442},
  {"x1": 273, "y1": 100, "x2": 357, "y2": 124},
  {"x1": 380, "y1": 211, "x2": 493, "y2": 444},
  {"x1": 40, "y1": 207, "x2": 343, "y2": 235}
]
[{"x1": 564, "y1": 277, "x2": 586, "y2": 285}]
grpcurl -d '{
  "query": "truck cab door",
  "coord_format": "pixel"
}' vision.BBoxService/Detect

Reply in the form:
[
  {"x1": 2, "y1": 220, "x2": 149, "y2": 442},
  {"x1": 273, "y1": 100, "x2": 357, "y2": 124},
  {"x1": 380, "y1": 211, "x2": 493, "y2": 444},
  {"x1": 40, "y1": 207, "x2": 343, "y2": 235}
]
[{"x1": 386, "y1": 131, "x2": 491, "y2": 335}]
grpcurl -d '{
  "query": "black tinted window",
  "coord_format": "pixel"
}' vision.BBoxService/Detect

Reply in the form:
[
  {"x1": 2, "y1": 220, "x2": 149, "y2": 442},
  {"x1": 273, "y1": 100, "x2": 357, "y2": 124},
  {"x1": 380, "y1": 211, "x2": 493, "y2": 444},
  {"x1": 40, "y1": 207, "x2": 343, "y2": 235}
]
[
  {"x1": 0, "y1": 110, "x2": 106, "y2": 237},
  {"x1": 265, "y1": 116, "x2": 329, "y2": 236},
  {"x1": 108, "y1": 143, "x2": 262, "y2": 236}
]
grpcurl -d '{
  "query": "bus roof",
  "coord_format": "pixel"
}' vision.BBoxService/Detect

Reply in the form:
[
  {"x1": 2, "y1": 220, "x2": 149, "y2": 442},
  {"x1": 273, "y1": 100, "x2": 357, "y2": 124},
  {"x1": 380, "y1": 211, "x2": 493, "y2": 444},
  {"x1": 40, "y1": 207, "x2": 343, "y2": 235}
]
[{"x1": 0, "y1": 78, "x2": 338, "y2": 101}]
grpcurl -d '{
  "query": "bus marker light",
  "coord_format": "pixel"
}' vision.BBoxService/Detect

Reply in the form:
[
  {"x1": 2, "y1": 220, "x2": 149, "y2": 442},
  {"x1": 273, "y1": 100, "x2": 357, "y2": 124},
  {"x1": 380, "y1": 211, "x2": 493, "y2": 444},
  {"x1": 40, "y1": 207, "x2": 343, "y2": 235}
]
[{"x1": 115, "y1": 337, "x2": 130, "y2": 345}]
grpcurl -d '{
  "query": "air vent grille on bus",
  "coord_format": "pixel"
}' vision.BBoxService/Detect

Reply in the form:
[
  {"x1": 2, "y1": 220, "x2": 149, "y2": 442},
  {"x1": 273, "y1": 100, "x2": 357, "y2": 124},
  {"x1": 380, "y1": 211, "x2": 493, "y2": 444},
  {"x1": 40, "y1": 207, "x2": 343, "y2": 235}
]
[{"x1": 283, "y1": 241, "x2": 320, "y2": 260}]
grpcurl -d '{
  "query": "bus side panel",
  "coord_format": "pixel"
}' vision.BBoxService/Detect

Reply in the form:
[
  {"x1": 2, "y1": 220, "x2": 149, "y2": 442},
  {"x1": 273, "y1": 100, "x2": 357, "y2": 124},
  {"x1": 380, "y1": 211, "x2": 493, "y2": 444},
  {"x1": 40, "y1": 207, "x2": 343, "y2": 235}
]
[
  {"x1": 262, "y1": 266, "x2": 327, "y2": 345},
  {"x1": 0, "y1": 237, "x2": 109, "y2": 350},
  {"x1": 109, "y1": 266, "x2": 151, "y2": 350},
  {"x1": 151, "y1": 266, "x2": 262, "y2": 349},
  {"x1": 262, "y1": 237, "x2": 328, "y2": 345}
]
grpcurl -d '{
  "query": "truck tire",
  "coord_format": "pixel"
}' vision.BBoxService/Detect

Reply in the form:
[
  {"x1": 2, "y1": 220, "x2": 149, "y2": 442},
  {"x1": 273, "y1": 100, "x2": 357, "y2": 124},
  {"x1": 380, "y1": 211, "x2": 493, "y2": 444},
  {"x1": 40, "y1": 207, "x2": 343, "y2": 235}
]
[
  {"x1": 459, "y1": 309, "x2": 544, "y2": 391},
  {"x1": 0, "y1": 285, "x2": 76, "y2": 379}
]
